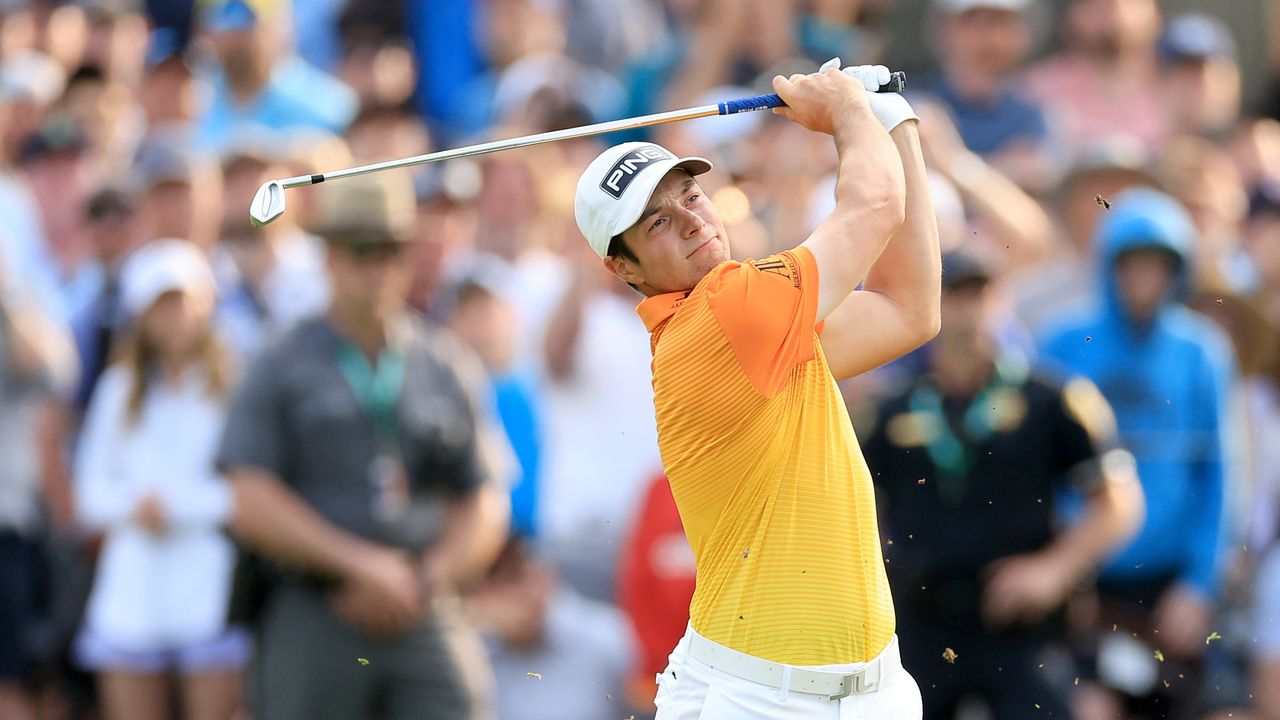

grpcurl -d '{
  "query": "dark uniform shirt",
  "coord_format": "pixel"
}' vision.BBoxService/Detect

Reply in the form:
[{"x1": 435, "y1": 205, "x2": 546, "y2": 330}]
[
  {"x1": 217, "y1": 315, "x2": 505, "y2": 556},
  {"x1": 861, "y1": 360, "x2": 1118, "y2": 627}
]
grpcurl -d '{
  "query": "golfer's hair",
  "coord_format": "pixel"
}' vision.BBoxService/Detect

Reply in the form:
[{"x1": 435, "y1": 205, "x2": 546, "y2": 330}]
[
  {"x1": 608, "y1": 233, "x2": 637, "y2": 262},
  {"x1": 607, "y1": 234, "x2": 641, "y2": 292}
]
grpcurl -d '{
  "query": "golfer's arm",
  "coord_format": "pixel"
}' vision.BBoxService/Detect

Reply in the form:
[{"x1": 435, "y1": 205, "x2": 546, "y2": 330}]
[
  {"x1": 227, "y1": 467, "x2": 378, "y2": 580},
  {"x1": 820, "y1": 122, "x2": 941, "y2": 380},
  {"x1": 1044, "y1": 453, "x2": 1145, "y2": 586},
  {"x1": 423, "y1": 480, "x2": 510, "y2": 590},
  {"x1": 801, "y1": 108, "x2": 906, "y2": 321}
]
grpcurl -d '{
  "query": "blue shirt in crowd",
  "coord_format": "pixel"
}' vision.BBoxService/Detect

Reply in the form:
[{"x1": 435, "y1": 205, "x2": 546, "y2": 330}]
[{"x1": 1039, "y1": 189, "x2": 1236, "y2": 599}]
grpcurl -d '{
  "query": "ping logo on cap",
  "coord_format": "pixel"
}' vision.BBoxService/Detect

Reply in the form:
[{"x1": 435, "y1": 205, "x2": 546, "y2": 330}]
[{"x1": 599, "y1": 145, "x2": 674, "y2": 199}]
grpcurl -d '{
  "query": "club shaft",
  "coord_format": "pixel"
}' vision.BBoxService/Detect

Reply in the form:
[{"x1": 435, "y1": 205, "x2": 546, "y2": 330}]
[{"x1": 278, "y1": 104, "x2": 724, "y2": 190}]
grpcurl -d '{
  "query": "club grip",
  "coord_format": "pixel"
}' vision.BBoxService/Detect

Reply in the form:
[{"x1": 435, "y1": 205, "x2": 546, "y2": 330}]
[{"x1": 717, "y1": 71, "x2": 907, "y2": 115}]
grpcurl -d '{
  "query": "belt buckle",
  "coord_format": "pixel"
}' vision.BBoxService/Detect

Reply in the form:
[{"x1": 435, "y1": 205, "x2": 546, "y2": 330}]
[{"x1": 827, "y1": 665, "x2": 879, "y2": 701}]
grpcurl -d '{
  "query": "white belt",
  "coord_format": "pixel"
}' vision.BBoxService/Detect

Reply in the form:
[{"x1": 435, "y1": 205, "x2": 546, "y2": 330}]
[{"x1": 685, "y1": 631, "x2": 896, "y2": 701}]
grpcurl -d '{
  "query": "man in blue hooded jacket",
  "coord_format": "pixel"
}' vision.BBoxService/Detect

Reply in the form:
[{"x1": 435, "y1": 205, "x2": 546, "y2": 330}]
[{"x1": 1040, "y1": 188, "x2": 1236, "y2": 719}]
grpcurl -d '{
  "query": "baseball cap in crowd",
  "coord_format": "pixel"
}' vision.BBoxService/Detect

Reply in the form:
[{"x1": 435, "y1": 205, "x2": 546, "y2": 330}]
[
  {"x1": 941, "y1": 249, "x2": 993, "y2": 292},
  {"x1": 574, "y1": 142, "x2": 712, "y2": 259},
  {"x1": 133, "y1": 140, "x2": 199, "y2": 189},
  {"x1": 144, "y1": 27, "x2": 189, "y2": 70},
  {"x1": 121, "y1": 239, "x2": 217, "y2": 316},
  {"x1": 311, "y1": 175, "x2": 416, "y2": 247},
  {"x1": 1158, "y1": 14, "x2": 1237, "y2": 65},
  {"x1": 202, "y1": 0, "x2": 258, "y2": 32},
  {"x1": 935, "y1": 0, "x2": 1031, "y2": 14},
  {"x1": 0, "y1": 51, "x2": 66, "y2": 106},
  {"x1": 18, "y1": 115, "x2": 87, "y2": 165}
]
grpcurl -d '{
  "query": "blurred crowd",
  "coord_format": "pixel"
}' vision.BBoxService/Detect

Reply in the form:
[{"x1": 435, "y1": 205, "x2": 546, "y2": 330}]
[{"x1": 1, "y1": 0, "x2": 1279, "y2": 719}]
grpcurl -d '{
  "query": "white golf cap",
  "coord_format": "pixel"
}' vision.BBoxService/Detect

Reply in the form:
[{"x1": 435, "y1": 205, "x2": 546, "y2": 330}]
[
  {"x1": 574, "y1": 142, "x2": 712, "y2": 259},
  {"x1": 936, "y1": 0, "x2": 1031, "y2": 13},
  {"x1": 121, "y1": 238, "x2": 217, "y2": 316}
]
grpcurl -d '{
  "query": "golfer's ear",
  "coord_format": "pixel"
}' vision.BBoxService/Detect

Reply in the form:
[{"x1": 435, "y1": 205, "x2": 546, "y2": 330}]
[{"x1": 603, "y1": 255, "x2": 642, "y2": 286}]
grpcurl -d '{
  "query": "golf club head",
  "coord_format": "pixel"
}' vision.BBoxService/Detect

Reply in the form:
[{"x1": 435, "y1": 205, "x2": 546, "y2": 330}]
[{"x1": 249, "y1": 180, "x2": 286, "y2": 227}]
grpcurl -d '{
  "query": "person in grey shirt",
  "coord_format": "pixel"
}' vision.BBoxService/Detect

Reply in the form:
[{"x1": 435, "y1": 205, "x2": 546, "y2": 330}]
[{"x1": 217, "y1": 175, "x2": 511, "y2": 720}]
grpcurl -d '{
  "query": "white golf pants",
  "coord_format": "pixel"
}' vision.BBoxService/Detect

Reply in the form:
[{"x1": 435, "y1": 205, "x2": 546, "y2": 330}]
[{"x1": 654, "y1": 625, "x2": 923, "y2": 719}]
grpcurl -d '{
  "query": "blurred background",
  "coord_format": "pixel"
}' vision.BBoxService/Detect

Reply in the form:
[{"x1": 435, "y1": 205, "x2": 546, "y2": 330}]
[{"x1": 1, "y1": 0, "x2": 1280, "y2": 719}]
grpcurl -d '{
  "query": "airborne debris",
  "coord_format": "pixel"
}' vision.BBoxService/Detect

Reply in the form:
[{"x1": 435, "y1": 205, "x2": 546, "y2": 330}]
[
  {"x1": 357, "y1": 657, "x2": 369, "y2": 666},
  {"x1": 942, "y1": 648, "x2": 958, "y2": 664},
  {"x1": 1207, "y1": 631, "x2": 1223, "y2": 645},
  {"x1": 1095, "y1": 194, "x2": 1111, "y2": 209},
  {"x1": 1154, "y1": 650, "x2": 1165, "y2": 662},
  {"x1": 526, "y1": 672, "x2": 543, "y2": 680}
]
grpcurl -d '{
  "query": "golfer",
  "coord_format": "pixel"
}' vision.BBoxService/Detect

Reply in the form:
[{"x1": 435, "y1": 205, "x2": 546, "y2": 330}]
[{"x1": 573, "y1": 62, "x2": 939, "y2": 717}]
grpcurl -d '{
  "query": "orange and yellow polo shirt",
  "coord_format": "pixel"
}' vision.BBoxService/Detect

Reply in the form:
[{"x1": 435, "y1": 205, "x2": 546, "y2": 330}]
[{"x1": 637, "y1": 246, "x2": 895, "y2": 666}]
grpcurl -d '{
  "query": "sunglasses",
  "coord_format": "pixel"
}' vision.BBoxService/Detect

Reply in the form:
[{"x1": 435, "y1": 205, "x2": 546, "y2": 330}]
[{"x1": 339, "y1": 242, "x2": 408, "y2": 261}]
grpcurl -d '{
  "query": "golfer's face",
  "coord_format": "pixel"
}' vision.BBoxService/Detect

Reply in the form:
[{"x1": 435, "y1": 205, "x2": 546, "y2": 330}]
[{"x1": 614, "y1": 170, "x2": 729, "y2": 294}]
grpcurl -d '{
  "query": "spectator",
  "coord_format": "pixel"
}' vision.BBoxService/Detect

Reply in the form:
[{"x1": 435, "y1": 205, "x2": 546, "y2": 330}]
[
  {"x1": 468, "y1": 534, "x2": 634, "y2": 720},
  {"x1": 537, "y1": 249, "x2": 662, "y2": 602},
  {"x1": 0, "y1": 242, "x2": 78, "y2": 720},
  {"x1": 1040, "y1": 189, "x2": 1237, "y2": 720},
  {"x1": 70, "y1": 186, "x2": 140, "y2": 411},
  {"x1": 1246, "y1": 180, "x2": 1280, "y2": 325},
  {"x1": 217, "y1": 176, "x2": 511, "y2": 720},
  {"x1": 1010, "y1": 138, "x2": 1158, "y2": 338},
  {"x1": 916, "y1": 0, "x2": 1053, "y2": 190},
  {"x1": 1158, "y1": 13, "x2": 1242, "y2": 142},
  {"x1": 72, "y1": 239, "x2": 246, "y2": 720},
  {"x1": 195, "y1": 0, "x2": 357, "y2": 153},
  {"x1": 131, "y1": 137, "x2": 222, "y2": 251},
  {"x1": 446, "y1": 279, "x2": 542, "y2": 538},
  {"x1": 137, "y1": 28, "x2": 196, "y2": 143},
  {"x1": 1024, "y1": 0, "x2": 1169, "y2": 156},
  {"x1": 1157, "y1": 136, "x2": 1252, "y2": 293},
  {"x1": 860, "y1": 249, "x2": 1144, "y2": 719},
  {"x1": 19, "y1": 117, "x2": 102, "y2": 313},
  {"x1": 212, "y1": 137, "x2": 328, "y2": 362},
  {"x1": 913, "y1": 100, "x2": 1054, "y2": 270},
  {"x1": 617, "y1": 472, "x2": 696, "y2": 717}
]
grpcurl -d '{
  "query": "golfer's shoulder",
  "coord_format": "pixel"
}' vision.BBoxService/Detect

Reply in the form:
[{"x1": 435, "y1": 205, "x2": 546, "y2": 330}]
[{"x1": 702, "y1": 249, "x2": 814, "y2": 299}]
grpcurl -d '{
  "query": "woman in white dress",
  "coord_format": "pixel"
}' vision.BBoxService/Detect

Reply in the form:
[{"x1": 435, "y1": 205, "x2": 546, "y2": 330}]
[{"x1": 74, "y1": 239, "x2": 245, "y2": 720}]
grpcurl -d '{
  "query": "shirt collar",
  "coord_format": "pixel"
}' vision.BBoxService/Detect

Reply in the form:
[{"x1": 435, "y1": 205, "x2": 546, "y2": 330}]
[{"x1": 636, "y1": 291, "x2": 689, "y2": 334}]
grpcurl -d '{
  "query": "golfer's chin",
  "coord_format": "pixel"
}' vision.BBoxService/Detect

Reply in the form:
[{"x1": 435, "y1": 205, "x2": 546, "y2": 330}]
[{"x1": 687, "y1": 235, "x2": 729, "y2": 272}]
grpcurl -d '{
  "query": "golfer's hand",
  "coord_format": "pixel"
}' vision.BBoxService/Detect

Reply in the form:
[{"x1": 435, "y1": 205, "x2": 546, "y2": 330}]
[
  {"x1": 333, "y1": 546, "x2": 426, "y2": 636},
  {"x1": 981, "y1": 552, "x2": 1074, "y2": 628},
  {"x1": 1153, "y1": 585, "x2": 1212, "y2": 660},
  {"x1": 771, "y1": 63, "x2": 873, "y2": 137}
]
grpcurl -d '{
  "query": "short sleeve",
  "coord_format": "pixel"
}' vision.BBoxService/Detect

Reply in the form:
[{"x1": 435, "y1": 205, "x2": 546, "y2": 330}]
[
  {"x1": 1052, "y1": 376, "x2": 1121, "y2": 492},
  {"x1": 705, "y1": 247, "x2": 822, "y2": 396},
  {"x1": 215, "y1": 351, "x2": 288, "y2": 478},
  {"x1": 408, "y1": 332, "x2": 515, "y2": 498}
]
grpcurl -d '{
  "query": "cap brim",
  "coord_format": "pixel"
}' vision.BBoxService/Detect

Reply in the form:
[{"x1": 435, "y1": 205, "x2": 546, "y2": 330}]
[{"x1": 605, "y1": 156, "x2": 713, "y2": 240}]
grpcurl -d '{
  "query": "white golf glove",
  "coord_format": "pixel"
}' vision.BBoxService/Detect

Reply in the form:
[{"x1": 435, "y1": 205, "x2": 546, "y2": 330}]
[{"x1": 820, "y1": 57, "x2": 918, "y2": 133}]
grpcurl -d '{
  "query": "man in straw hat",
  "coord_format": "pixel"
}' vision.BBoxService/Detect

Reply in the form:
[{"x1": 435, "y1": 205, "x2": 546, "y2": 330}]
[{"x1": 217, "y1": 175, "x2": 511, "y2": 720}]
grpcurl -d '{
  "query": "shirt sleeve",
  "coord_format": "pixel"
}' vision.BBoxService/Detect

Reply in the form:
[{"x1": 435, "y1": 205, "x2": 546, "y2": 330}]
[
  {"x1": 73, "y1": 369, "x2": 143, "y2": 530},
  {"x1": 412, "y1": 335, "x2": 515, "y2": 498},
  {"x1": 1053, "y1": 376, "x2": 1122, "y2": 493},
  {"x1": 705, "y1": 247, "x2": 822, "y2": 397},
  {"x1": 215, "y1": 350, "x2": 289, "y2": 479}
]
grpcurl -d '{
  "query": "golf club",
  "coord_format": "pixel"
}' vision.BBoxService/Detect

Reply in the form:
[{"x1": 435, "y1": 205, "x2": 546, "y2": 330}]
[{"x1": 249, "y1": 72, "x2": 907, "y2": 227}]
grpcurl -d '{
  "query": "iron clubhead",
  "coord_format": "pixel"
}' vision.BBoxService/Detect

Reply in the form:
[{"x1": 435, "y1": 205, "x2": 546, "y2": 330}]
[{"x1": 249, "y1": 180, "x2": 287, "y2": 227}]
